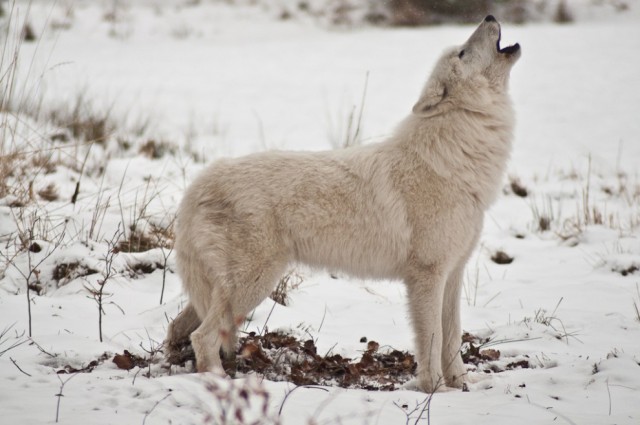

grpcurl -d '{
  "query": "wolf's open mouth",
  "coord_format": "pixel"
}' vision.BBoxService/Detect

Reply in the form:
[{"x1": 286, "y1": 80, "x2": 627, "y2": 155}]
[{"x1": 496, "y1": 29, "x2": 520, "y2": 55}]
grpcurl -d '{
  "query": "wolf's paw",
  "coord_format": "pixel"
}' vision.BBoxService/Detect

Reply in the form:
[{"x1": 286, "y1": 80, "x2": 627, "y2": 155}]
[
  {"x1": 463, "y1": 372, "x2": 494, "y2": 390},
  {"x1": 401, "y1": 377, "x2": 457, "y2": 393},
  {"x1": 400, "y1": 378, "x2": 420, "y2": 391},
  {"x1": 444, "y1": 369, "x2": 466, "y2": 389}
]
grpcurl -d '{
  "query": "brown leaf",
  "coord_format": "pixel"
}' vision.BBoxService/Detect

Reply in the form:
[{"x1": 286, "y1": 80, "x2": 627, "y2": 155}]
[
  {"x1": 359, "y1": 352, "x2": 375, "y2": 369},
  {"x1": 113, "y1": 352, "x2": 134, "y2": 370},
  {"x1": 240, "y1": 342, "x2": 260, "y2": 359},
  {"x1": 303, "y1": 339, "x2": 317, "y2": 356}
]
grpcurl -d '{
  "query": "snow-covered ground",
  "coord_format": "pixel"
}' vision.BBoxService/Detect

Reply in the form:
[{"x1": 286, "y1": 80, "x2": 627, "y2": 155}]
[{"x1": 1, "y1": 1, "x2": 639, "y2": 424}]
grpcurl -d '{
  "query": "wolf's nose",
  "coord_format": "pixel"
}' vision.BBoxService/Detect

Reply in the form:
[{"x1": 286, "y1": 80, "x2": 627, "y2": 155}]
[{"x1": 485, "y1": 15, "x2": 497, "y2": 22}]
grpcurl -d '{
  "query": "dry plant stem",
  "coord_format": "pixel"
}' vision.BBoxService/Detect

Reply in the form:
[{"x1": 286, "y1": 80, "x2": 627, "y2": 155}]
[
  {"x1": 0, "y1": 323, "x2": 27, "y2": 357},
  {"x1": 393, "y1": 380, "x2": 440, "y2": 425},
  {"x1": 0, "y1": 213, "x2": 66, "y2": 337},
  {"x1": 344, "y1": 70, "x2": 369, "y2": 148},
  {"x1": 159, "y1": 246, "x2": 172, "y2": 305},
  {"x1": 139, "y1": 328, "x2": 162, "y2": 377},
  {"x1": 30, "y1": 337, "x2": 57, "y2": 358},
  {"x1": 9, "y1": 356, "x2": 31, "y2": 376},
  {"x1": 88, "y1": 176, "x2": 111, "y2": 242},
  {"x1": 86, "y1": 226, "x2": 122, "y2": 342},
  {"x1": 634, "y1": 283, "x2": 640, "y2": 322},
  {"x1": 260, "y1": 299, "x2": 278, "y2": 336},
  {"x1": 71, "y1": 141, "x2": 95, "y2": 204},
  {"x1": 142, "y1": 393, "x2": 171, "y2": 425},
  {"x1": 55, "y1": 372, "x2": 79, "y2": 423},
  {"x1": 277, "y1": 385, "x2": 329, "y2": 416},
  {"x1": 326, "y1": 71, "x2": 369, "y2": 149},
  {"x1": 157, "y1": 217, "x2": 176, "y2": 305},
  {"x1": 606, "y1": 378, "x2": 612, "y2": 416},
  {"x1": 584, "y1": 154, "x2": 592, "y2": 226},
  {"x1": 0, "y1": 1, "x2": 26, "y2": 114}
]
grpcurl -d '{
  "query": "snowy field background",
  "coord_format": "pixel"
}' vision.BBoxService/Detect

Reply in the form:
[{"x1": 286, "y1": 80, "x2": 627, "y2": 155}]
[{"x1": 1, "y1": 1, "x2": 639, "y2": 424}]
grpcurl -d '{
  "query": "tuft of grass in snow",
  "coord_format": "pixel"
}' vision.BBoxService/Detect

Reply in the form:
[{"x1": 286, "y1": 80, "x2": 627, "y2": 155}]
[
  {"x1": 526, "y1": 158, "x2": 640, "y2": 243},
  {"x1": 508, "y1": 175, "x2": 528, "y2": 197},
  {"x1": 522, "y1": 298, "x2": 579, "y2": 344},
  {"x1": 529, "y1": 195, "x2": 557, "y2": 233},
  {"x1": 554, "y1": 0, "x2": 574, "y2": 24},
  {"x1": 491, "y1": 249, "x2": 514, "y2": 265},
  {"x1": 45, "y1": 93, "x2": 114, "y2": 145}
]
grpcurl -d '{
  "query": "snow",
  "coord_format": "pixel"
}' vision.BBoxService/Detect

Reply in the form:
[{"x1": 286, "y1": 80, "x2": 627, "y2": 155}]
[{"x1": 1, "y1": 1, "x2": 640, "y2": 424}]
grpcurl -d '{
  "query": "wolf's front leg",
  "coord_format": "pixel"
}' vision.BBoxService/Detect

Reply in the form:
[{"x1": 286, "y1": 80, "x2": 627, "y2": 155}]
[
  {"x1": 441, "y1": 264, "x2": 467, "y2": 388},
  {"x1": 406, "y1": 268, "x2": 447, "y2": 393}
]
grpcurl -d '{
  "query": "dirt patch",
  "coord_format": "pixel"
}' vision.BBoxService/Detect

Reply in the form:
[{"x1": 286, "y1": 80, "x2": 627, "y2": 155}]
[
  {"x1": 491, "y1": 250, "x2": 514, "y2": 265},
  {"x1": 127, "y1": 260, "x2": 164, "y2": 277},
  {"x1": 618, "y1": 265, "x2": 638, "y2": 276},
  {"x1": 52, "y1": 261, "x2": 98, "y2": 286}
]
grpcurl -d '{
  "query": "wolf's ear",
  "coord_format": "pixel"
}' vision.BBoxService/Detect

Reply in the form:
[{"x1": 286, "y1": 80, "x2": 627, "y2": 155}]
[{"x1": 412, "y1": 80, "x2": 447, "y2": 117}]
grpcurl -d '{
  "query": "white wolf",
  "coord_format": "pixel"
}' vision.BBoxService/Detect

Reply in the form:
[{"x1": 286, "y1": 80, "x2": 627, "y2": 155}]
[{"x1": 166, "y1": 15, "x2": 520, "y2": 393}]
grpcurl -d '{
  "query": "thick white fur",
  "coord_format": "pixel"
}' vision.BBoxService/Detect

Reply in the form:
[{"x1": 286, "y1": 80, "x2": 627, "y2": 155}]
[{"x1": 166, "y1": 17, "x2": 520, "y2": 393}]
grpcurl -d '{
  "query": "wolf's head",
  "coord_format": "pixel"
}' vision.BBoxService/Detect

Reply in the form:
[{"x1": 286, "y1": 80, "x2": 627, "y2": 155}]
[{"x1": 413, "y1": 15, "x2": 520, "y2": 117}]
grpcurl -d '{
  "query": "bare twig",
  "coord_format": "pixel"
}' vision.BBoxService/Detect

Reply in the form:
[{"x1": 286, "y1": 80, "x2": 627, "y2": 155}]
[
  {"x1": 0, "y1": 212, "x2": 67, "y2": 337},
  {"x1": 30, "y1": 338, "x2": 57, "y2": 358},
  {"x1": 85, "y1": 225, "x2": 123, "y2": 342},
  {"x1": 55, "y1": 372, "x2": 79, "y2": 423},
  {"x1": 10, "y1": 357, "x2": 31, "y2": 376},
  {"x1": 393, "y1": 382, "x2": 441, "y2": 425},
  {"x1": 606, "y1": 378, "x2": 612, "y2": 416},
  {"x1": 259, "y1": 299, "x2": 278, "y2": 337},
  {"x1": 0, "y1": 323, "x2": 27, "y2": 357},
  {"x1": 633, "y1": 283, "x2": 640, "y2": 322},
  {"x1": 142, "y1": 393, "x2": 171, "y2": 425},
  {"x1": 277, "y1": 385, "x2": 329, "y2": 416}
]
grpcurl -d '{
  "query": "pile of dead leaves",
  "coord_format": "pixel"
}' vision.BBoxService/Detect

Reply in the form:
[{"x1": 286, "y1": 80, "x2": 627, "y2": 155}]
[
  {"x1": 164, "y1": 331, "x2": 531, "y2": 390},
  {"x1": 461, "y1": 332, "x2": 531, "y2": 373},
  {"x1": 167, "y1": 331, "x2": 416, "y2": 391},
  {"x1": 235, "y1": 332, "x2": 416, "y2": 390}
]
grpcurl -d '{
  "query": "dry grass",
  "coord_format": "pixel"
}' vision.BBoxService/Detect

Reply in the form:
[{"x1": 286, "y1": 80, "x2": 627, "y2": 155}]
[
  {"x1": 527, "y1": 159, "x2": 640, "y2": 241},
  {"x1": 117, "y1": 222, "x2": 174, "y2": 253},
  {"x1": 529, "y1": 196, "x2": 556, "y2": 233},
  {"x1": 554, "y1": 0, "x2": 574, "y2": 23},
  {"x1": 46, "y1": 95, "x2": 113, "y2": 145},
  {"x1": 269, "y1": 270, "x2": 303, "y2": 306}
]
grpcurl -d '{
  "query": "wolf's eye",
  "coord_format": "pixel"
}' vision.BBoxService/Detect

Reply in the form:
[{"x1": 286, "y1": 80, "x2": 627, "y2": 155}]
[{"x1": 458, "y1": 50, "x2": 465, "y2": 59}]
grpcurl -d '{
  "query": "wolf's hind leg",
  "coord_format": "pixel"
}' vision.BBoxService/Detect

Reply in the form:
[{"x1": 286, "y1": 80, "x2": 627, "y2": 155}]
[
  {"x1": 190, "y1": 298, "x2": 228, "y2": 373},
  {"x1": 165, "y1": 302, "x2": 201, "y2": 364}
]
